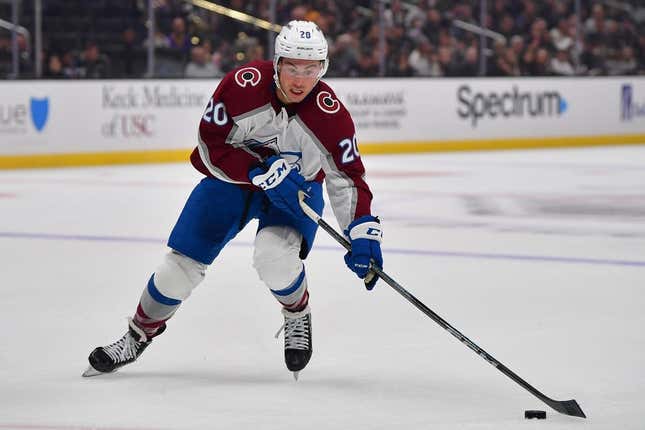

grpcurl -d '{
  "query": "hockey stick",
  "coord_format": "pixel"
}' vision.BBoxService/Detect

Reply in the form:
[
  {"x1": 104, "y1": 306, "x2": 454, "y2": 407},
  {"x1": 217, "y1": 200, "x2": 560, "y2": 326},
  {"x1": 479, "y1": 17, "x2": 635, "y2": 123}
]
[{"x1": 297, "y1": 191, "x2": 586, "y2": 418}]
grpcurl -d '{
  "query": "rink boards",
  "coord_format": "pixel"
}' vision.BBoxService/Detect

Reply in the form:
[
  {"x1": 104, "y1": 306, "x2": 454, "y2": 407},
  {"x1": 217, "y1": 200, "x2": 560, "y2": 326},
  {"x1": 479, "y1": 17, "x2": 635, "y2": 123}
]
[{"x1": 0, "y1": 76, "x2": 644, "y2": 168}]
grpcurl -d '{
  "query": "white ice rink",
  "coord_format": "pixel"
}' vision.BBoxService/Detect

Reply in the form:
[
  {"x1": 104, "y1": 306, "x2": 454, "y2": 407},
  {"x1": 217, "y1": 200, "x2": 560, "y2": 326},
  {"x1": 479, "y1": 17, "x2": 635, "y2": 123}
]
[{"x1": 1, "y1": 146, "x2": 644, "y2": 430}]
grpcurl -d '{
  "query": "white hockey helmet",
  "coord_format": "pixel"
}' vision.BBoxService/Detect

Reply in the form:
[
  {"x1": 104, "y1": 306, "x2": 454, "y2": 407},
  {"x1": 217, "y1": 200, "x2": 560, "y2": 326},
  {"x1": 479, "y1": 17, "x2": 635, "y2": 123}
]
[{"x1": 274, "y1": 20, "x2": 329, "y2": 82}]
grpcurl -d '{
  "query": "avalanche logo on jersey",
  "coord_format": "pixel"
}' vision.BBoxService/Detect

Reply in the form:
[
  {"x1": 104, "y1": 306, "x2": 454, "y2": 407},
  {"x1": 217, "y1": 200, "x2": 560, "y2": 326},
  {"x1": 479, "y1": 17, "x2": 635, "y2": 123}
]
[
  {"x1": 279, "y1": 151, "x2": 303, "y2": 173},
  {"x1": 235, "y1": 67, "x2": 262, "y2": 88},
  {"x1": 316, "y1": 91, "x2": 340, "y2": 114},
  {"x1": 244, "y1": 137, "x2": 277, "y2": 149}
]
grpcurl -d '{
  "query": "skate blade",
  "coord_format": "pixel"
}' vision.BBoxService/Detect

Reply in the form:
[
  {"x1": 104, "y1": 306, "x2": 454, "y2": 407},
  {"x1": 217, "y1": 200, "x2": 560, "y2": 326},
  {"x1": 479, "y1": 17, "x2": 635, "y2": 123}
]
[
  {"x1": 292, "y1": 371, "x2": 299, "y2": 381},
  {"x1": 82, "y1": 365, "x2": 104, "y2": 377}
]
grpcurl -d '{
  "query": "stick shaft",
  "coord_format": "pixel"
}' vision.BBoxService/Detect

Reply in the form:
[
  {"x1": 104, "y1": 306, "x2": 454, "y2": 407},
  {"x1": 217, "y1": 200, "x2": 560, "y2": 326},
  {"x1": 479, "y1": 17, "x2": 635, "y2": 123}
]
[{"x1": 297, "y1": 192, "x2": 585, "y2": 418}]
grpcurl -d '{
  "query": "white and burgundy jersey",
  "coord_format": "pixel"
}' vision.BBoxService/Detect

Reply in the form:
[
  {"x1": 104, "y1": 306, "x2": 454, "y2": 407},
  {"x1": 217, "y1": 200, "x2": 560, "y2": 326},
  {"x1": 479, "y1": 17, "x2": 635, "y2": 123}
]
[{"x1": 190, "y1": 60, "x2": 373, "y2": 230}]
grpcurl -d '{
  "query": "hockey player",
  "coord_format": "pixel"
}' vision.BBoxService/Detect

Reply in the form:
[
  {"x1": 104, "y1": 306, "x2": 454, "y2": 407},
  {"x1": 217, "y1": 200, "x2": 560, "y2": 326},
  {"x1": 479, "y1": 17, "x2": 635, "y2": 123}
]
[{"x1": 83, "y1": 20, "x2": 383, "y2": 379}]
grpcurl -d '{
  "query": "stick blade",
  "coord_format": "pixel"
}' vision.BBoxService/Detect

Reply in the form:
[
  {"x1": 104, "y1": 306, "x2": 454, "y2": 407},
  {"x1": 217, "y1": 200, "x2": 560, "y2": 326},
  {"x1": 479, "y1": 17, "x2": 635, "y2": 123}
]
[{"x1": 547, "y1": 399, "x2": 586, "y2": 418}]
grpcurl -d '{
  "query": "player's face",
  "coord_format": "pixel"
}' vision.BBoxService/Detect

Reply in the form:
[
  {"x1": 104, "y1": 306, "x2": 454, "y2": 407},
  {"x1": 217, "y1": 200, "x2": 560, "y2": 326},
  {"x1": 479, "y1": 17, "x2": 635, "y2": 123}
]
[{"x1": 277, "y1": 58, "x2": 322, "y2": 104}]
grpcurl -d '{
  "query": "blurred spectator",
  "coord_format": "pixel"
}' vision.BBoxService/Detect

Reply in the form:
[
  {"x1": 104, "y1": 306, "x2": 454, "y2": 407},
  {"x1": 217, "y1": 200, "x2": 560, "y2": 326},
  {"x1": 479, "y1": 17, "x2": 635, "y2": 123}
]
[
  {"x1": 509, "y1": 35, "x2": 526, "y2": 72},
  {"x1": 356, "y1": 48, "x2": 379, "y2": 77},
  {"x1": 79, "y1": 42, "x2": 110, "y2": 78},
  {"x1": 550, "y1": 46, "x2": 575, "y2": 76},
  {"x1": 516, "y1": 0, "x2": 539, "y2": 34},
  {"x1": 531, "y1": 48, "x2": 552, "y2": 76},
  {"x1": 2, "y1": 0, "x2": 645, "y2": 79},
  {"x1": 529, "y1": 18, "x2": 550, "y2": 48},
  {"x1": 363, "y1": 23, "x2": 381, "y2": 53},
  {"x1": 231, "y1": 34, "x2": 261, "y2": 67},
  {"x1": 44, "y1": 53, "x2": 65, "y2": 79},
  {"x1": 497, "y1": 14, "x2": 517, "y2": 38},
  {"x1": 0, "y1": 35, "x2": 9, "y2": 52},
  {"x1": 246, "y1": 43, "x2": 265, "y2": 63},
  {"x1": 144, "y1": 30, "x2": 171, "y2": 49},
  {"x1": 452, "y1": 45, "x2": 480, "y2": 76},
  {"x1": 121, "y1": 28, "x2": 139, "y2": 78},
  {"x1": 499, "y1": 47, "x2": 522, "y2": 76},
  {"x1": 167, "y1": 16, "x2": 191, "y2": 56},
  {"x1": 407, "y1": 16, "x2": 426, "y2": 44},
  {"x1": 290, "y1": 4, "x2": 309, "y2": 21},
  {"x1": 60, "y1": 51, "x2": 82, "y2": 78},
  {"x1": 488, "y1": 40, "x2": 509, "y2": 76},
  {"x1": 154, "y1": 0, "x2": 184, "y2": 33},
  {"x1": 328, "y1": 33, "x2": 359, "y2": 77},
  {"x1": 584, "y1": 3, "x2": 606, "y2": 36},
  {"x1": 550, "y1": 18, "x2": 574, "y2": 53},
  {"x1": 423, "y1": 8, "x2": 443, "y2": 45},
  {"x1": 437, "y1": 46, "x2": 461, "y2": 76},
  {"x1": 388, "y1": 48, "x2": 414, "y2": 77},
  {"x1": 152, "y1": 15, "x2": 193, "y2": 78},
  {"x1": 213, "y1": 40, "x2": 235, "y2": 73},
  {"x1": 2, "y1": 33, "x2": 34, "y2": 76},
  {"x1": 408, "y1": 39, "x2": 441, "y2": 76},
  {"x1": 491, "y1": 0, "x2": 512, "y2": 20},
  {"x1": 452, "y1": 3, "x2": 475, "y2": 23},
  {"x1": 603, "y1": 19, "x2": 623, "y2": 54},
  {"x1": 606, "y1": 46, "x2": 638, "y2": 76},
  {"x1": 437, "y1": 28, "x2": 455, "y2": 49},
  {"x1": 383, "y1": 0, "x2": 406, "y2": 28},
  {"x1": 0, "y1": 36, "x2": 11, "y2": 76},
  {"x1": 185, "y1": 45, "x2": 223, "y2": 78},
  {"x1": 580, "y1": 34, "x2": 608, "y2": 75},
  {"x1": 639, "y1": 34, "x2": 645, "y2": 73}
]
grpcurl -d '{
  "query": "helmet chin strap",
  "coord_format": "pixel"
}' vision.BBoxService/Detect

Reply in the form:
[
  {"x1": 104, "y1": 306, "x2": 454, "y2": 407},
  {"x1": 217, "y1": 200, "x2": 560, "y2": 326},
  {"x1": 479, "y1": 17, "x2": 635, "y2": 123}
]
[
  {"x1": 275, "y1": 76, "x2": 293, "y2": 104},
  {"x1": 273, "y1": 65, "x2": 291, "y2": 104},
  {"x1": 279, "y1": 87, "x2": 293, "y2": 104},
  {"x1": 275, "y1": 64, "x2": 301, "y2": 104}
]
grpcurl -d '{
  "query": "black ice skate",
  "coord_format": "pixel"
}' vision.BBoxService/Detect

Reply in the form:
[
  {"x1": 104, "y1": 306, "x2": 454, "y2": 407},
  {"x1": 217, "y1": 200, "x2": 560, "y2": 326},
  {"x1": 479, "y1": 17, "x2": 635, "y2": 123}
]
[
  {"x1": 275, "y1": 306, "x2": 312, "y2": 380},
  {"x1": 82, "y1": 318, "x2": 165, "y2": 377}
]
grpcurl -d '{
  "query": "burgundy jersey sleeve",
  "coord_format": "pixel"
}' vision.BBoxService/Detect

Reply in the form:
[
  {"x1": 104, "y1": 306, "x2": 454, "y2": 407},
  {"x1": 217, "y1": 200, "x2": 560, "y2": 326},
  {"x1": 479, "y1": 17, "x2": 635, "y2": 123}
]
[
  {"x1": 190, "y1": 61, "x2": 274, "y2": 184},
  {"x1": 297, "y1": 82, "x2": 373, "y2": 230}
]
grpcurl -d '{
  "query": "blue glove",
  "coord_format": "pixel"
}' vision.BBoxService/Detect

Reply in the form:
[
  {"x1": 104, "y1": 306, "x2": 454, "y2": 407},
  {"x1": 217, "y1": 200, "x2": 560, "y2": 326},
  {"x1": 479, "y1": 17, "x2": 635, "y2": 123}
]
[
  {"x1": 249, "y1": 156, "x2": 309, "y2": 219},
  {"x1": 344, "y1": 215, "x2": 383, "y2": 290}
]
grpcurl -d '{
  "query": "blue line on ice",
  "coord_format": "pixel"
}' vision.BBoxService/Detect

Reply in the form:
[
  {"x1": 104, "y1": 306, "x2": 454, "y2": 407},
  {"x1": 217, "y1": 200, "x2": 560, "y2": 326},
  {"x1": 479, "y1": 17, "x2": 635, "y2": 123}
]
[{"x1": 1, "y1": 231, "x2": 644, "y2": 267}]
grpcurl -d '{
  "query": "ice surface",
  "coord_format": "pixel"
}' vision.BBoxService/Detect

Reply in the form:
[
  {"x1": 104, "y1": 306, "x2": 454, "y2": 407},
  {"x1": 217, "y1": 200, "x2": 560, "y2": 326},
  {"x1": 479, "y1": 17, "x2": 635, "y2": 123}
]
[{"x1": 1, "y1": 146, "x2": 644, "y2": 429}]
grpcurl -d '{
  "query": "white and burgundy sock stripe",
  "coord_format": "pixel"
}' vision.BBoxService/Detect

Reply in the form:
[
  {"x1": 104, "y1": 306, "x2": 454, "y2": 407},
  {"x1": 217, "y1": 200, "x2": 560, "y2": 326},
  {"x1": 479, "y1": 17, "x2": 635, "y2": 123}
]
[
  {"x1": 132, "y1": 274, "x2": 181, "y2": 336},
  {"x1": 270, "y1": 268, "x2": 309, "y2": 312},
  {"x1": 133, "y1": 304, "x2": 168, "y2": 337},
  {"x1": 283, "y1": 290, "x2": 309, "y2": 312}
]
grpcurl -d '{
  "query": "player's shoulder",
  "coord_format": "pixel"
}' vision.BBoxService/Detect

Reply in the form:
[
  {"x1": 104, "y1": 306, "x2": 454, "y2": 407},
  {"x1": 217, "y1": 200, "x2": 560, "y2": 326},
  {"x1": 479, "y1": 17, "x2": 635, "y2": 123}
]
[
  {"x1": 215, "y1": 60, "x2": 274, "y2": 117},
  {"x1": 297, "y1": 80, "x2": 354, "y2": 138},
  {"x1": 225, "y1": 60, "x2": 274, "y2": 90}
]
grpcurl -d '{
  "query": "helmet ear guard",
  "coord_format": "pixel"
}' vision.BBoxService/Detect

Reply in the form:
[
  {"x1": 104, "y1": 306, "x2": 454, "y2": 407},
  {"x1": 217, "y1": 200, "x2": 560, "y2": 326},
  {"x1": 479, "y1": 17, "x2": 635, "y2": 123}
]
[{"x1": 273, "y1": 20, "x2": 329, "y2": 88}]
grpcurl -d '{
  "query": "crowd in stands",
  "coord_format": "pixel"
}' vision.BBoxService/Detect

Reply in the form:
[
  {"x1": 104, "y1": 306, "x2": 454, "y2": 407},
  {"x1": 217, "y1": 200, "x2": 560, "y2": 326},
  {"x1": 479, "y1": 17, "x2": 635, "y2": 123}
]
[{"x1": 1, "y1": 0, "x2": 644, "y2": 79}]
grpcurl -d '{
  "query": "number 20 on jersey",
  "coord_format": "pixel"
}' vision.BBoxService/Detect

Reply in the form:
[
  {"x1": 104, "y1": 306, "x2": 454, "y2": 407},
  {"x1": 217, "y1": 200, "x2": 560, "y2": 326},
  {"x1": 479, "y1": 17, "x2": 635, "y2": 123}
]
[
  {"x1": 339, "y1": 135, "x2": 360, "y2": 164},
  {"x1": 202, "y1": 98, "x2": 228, "y2": 126}
]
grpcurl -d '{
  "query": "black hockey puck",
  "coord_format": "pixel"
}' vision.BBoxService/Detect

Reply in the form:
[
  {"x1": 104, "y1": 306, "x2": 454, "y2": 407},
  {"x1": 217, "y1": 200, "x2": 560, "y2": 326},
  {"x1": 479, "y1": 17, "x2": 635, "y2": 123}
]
[{"x1": 525, "y1": 410, "x2": 547, "y2": 419}]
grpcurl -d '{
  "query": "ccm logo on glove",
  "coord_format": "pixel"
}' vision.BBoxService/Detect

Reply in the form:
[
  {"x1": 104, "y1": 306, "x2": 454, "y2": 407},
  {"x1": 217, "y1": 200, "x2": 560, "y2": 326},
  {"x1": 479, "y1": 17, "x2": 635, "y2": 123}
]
[
  {"x1": 344, "y1": 215, "x2": 383, "y2": 290},
  {"x1": 348, "y1": 222, "x2": 383, "y2": 242},
  {"x1": 251, "y1": 158, "x2": 292, "y2": 190},
  {"x1": 249, "y1": 156, "x2": 313, "y2": 221},
  {"x1": 366, "y1": 227, "x2": 381, "y2": 237}
]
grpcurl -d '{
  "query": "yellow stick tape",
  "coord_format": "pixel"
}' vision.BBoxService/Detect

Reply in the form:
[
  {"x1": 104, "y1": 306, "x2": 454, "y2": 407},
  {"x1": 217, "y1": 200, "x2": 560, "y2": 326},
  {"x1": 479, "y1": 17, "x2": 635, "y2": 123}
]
[{"x1": 1, "y1": 134, "x2": 644, "y2": 169}]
